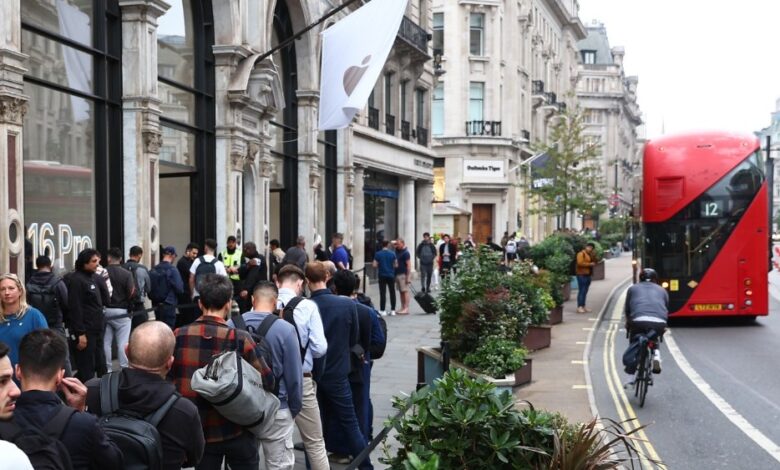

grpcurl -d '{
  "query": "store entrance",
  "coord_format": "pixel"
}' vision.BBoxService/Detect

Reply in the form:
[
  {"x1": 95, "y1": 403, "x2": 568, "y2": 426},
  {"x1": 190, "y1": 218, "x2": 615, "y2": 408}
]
[
  {"x1": 472, "y1": 203, "x2": 494, "y2": 244},
  {"x1": 364, "y1": 191, "x2": 398, "y2": 279},
  {"x1": 159, "y1": 164, "x2": 194, "y2": 255}
]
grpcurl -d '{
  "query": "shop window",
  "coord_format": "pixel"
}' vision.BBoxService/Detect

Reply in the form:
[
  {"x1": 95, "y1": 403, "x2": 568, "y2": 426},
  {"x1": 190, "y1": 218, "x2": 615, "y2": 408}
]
[{"x1": 21, "y1": 0, "x2": 121, "y2": 270}]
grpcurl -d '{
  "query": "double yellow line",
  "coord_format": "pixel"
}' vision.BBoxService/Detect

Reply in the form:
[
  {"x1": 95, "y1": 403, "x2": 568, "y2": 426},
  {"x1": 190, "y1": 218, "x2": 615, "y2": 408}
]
[{"x1": 601, "y1": 291, "x2": 665, "y2": 468}]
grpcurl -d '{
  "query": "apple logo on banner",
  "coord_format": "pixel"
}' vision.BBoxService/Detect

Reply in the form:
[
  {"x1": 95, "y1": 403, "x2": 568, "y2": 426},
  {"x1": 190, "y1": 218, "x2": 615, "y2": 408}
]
[{"x1": 343, "y1": 55, "x2": 372, "y2": 96}]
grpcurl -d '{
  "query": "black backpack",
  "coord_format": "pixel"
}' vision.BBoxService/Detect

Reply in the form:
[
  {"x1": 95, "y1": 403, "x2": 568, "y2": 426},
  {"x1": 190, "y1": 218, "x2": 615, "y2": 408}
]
[
  {"x1": 148, "y1": 264, "x2": 171, "y2": 304},
  {"x1": 0, "y1": 406, "x2": 75, "y2": 470},
  {"x1": 194, "y1": 256, "x2": 218, "y2": 289},
  {"x1": 98, "y1": 371, "x2": 179, "y2": 470},
  {"x1": 26, "y1": 277, "x2": 61, "y2": 327},
  {"x1": 280, "y1": 297, "x2": 307, "y2": 363},
  {"x1": 231, "y1": 313, "x2": 278, "y2": 393},
  {"x1": 370, "y1": 314, "x2": 388, "y2": 360}
]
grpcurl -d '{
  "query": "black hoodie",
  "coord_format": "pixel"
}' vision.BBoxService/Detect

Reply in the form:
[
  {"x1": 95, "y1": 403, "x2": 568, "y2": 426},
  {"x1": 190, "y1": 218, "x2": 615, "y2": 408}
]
[
  {"x1": 86, "y1": 368, "x2": 204, "y2": 470},
  {"x1": 26, "y1": 270, "x2": 69, "y2": 328}
]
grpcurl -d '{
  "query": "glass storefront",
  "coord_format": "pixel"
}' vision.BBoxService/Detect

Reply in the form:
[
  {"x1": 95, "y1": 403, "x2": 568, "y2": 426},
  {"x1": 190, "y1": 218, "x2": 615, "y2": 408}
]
[
  {"x1": 21, "y1": 0, "x2": 121, "y2": 271},
  {"x1": 363, "y1": 171, "x2": 399, "y2": 277}
]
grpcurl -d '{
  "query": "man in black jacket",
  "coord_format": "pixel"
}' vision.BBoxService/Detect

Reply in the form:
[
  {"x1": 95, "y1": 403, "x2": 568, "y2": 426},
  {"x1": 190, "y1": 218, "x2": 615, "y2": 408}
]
[
  {"x1": 237, "y1": 241, "x2": 267, "y2": 313},
  {"x1": 26, "y1": 255, "x2": 72, "y2": 375},
  {"x1": 86, "y1": 321, "x2": 204, "y2": 469},
  {"x1": 104, "y1": 247, "x2": 136, "y2": 372},
  {"x1": 12, "y1": 329, "x2": 122, "y2": 469},
  {"x1": 69, "y1": 249, "x2": 108, "y2": 383}
]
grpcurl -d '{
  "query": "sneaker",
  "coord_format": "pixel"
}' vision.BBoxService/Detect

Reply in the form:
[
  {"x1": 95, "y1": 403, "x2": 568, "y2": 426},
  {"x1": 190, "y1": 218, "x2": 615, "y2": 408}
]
[
  {"x1": 584, "y1": 307, "x2": 593, "y2": 313},
  {"x1": 652, "y1": 351, "x2": 662, "y2": 374},
  {"x1": 379, "y1": 310, "x2": 387, "y2": 317},
  {"x1": 390, "y1": 310, "x2": 397, "y2": 316},
  {"x1": 576, "y1": 306, "x2": 586, "y2": 314}
]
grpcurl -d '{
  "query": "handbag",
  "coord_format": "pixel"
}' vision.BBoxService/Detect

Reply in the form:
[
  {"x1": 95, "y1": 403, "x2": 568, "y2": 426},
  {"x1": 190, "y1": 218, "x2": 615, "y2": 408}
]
[{"x1": 191, "y1": 339, "x2": 280, "y2": 438}]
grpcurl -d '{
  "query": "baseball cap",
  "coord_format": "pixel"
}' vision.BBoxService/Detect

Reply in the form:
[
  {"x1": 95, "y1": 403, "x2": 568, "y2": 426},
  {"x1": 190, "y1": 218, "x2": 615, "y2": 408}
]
[{"x1": 162, "y1": 245, "x2": 177, "y2": 256}]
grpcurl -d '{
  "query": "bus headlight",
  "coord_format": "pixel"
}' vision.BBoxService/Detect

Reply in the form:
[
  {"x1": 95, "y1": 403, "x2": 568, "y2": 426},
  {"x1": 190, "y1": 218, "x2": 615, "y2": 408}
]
[
  {"x1": 745, "y1": 289, "x2": 753, "y2": 296},
  {"x1": 661, "y1": 281, "x2": 669, "y2": 289},
  {"x1": 745, "y1": 299, "x2": 753, "y2": 306},
  {"x1": 726, "y1": 304, "x2": 735, "y2": 310},
  {"x1": 744, "y1": 278, "x2": 752, "y2": 286}
]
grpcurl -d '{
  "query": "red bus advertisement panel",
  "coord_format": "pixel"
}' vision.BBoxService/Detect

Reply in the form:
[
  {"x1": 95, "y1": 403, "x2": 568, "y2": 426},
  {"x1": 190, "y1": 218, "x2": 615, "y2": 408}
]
[{"x1": 641, "y1": 132, "x2": 767, "y2": 318}]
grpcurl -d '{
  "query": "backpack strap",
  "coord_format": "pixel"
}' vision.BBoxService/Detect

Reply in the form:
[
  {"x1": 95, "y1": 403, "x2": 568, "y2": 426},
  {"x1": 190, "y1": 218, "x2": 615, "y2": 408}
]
[
  {"x1": 99, "y1": 371, "x2": 122, "y2": 415},
  {"x1": 256, "y1": 314, "x2": 278, "y2": 338},
  {"x1": 282, "y1": 297, "x2": 307, "y2": 362},
  {"x1": 43, "y1": 406, "x2": 77, "y2": 439},
  {"x1": 146, "y1": 392, "x2": 180, "y2": 427}
]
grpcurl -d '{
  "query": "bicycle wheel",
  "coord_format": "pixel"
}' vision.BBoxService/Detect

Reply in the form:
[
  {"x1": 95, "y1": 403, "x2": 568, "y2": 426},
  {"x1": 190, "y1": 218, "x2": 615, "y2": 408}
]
[
  {"x1": 638, "y1": 349, "x2": 652, "y2": 407},
  {"x1": 634, "y1": 349, "x2": 646, "y2": 398}
]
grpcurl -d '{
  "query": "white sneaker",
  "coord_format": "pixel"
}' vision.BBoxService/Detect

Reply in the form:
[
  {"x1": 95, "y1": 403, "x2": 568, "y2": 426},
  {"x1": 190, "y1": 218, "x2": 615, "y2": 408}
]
[
  {"x1": 652, "y1": 350, "x2": 662, "y2": 374},
  {"x1": 390, "y1": 310, "x2": 397, "y2": 316},
  {"x1": 379, "y1": 310, "x2": 387, "y2": 317}
]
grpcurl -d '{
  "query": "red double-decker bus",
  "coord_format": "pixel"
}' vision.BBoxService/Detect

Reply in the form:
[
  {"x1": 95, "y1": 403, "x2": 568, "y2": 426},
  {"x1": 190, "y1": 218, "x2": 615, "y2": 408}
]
[{"x1": 641, "y1": 131, "x2": 768, "y2": 318}]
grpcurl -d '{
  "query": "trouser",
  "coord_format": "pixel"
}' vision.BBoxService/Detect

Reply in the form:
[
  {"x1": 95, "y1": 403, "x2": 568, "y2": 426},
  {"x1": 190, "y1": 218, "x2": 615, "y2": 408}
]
[
  {"x1": 419, "y1": 263, "x2": 433, "y2": 292},
  {"x1": 196, "y1": 431, "x2": 259, "y2": 470},
  {"x1": 378, "y1": 277, "x2": 395, "y2": 312},
  {"x1": 156, "y1": 304, "x2": 176, "y2": 329},
  {"x1": 260, "y1": 408, "x2": 295, "y2": 470},
  {"x1": 576, "y1": 275, "x2": 592, "y2": 308},
  {"x1": 294, "y1": 377, "x2": 329, "y2": 470},
  {"x1": 176, "y1": 297, "x2": 201, "y2": 328},
  {"x1": 317, "y1": 378, "x2": 373, "y2": 470},
  {"x1": 441, "y1": 262, "x2": 452, "y2": 280},
  {"x1": 326, "y1": 362, "x2": 371, "y2": 455},
  {"x1": 52, "y1": 327, "x2": 73, "y2": 377},
  {"x1": 130, "y1": 302, "x2": 148, "y2": 330},
  {"x1": 74, "y1": 330, "x2": 102, "y2": 383},
  {"x1": 104, "y1": 308, "x2": 131, "y2": 371}
]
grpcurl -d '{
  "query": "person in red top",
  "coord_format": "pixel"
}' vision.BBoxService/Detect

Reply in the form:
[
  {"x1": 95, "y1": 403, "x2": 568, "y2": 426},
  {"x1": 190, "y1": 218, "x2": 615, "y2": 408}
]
[{"x1": 168, "y1": 273, "x2": 269, "y2": 470}]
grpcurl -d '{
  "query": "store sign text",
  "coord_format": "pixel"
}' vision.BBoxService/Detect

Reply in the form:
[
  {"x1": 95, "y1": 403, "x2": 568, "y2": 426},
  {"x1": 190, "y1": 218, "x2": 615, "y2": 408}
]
[
  {"x1": 463, "y1": 159, "x2": 505, "y2": 180},
  {"x1": 27, "y1": 223, "x2": 93, "y2": 270}
]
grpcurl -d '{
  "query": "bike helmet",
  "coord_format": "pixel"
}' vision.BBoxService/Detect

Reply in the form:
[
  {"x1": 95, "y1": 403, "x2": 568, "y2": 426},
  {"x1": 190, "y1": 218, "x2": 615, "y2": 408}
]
[{"x1": 639, "y1": 268, "x2": 658, "y2": 282}]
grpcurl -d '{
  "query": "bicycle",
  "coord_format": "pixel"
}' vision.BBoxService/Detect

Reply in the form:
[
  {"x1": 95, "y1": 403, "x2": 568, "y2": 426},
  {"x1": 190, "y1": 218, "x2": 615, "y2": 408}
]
[{"x1": 631, "y1": 330, "x2": 662, "y2": 408}]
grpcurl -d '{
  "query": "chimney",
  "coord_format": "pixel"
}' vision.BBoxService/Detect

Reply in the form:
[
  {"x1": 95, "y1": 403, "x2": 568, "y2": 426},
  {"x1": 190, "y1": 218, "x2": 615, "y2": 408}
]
[{"x1": 611, "y1": 47, "x2": 625, "y2": 66}]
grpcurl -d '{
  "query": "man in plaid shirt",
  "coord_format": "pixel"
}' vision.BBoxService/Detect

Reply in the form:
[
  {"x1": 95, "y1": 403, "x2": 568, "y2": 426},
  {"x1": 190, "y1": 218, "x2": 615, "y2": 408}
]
[{"x1": 169, "y1": 273, "x2": 269, "y2": 470}]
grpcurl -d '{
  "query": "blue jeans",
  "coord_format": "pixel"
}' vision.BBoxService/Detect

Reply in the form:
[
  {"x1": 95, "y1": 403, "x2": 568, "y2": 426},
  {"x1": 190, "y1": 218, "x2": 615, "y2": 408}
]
[
  {"x1": 317, "y1": 378, "x2": 373, "y2": 469},
  {"x1": 156, "y1": 304, "x2": 176, "y2": 329},
  {"x1": 576, "y1": 275, "x2": 592, "y2": 308}
]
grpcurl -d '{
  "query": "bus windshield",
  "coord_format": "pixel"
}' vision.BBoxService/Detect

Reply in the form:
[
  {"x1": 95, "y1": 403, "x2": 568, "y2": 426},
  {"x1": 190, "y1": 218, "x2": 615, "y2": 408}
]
[{"x1": 643, "y1": 150, "x2": 764, "y2": 279}]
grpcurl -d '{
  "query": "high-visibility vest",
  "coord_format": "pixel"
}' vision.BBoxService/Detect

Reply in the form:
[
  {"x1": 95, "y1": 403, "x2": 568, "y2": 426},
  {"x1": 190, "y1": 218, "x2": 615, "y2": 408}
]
[{"x1": 222, "y1": 250, "x2": 241, "y2": 281}]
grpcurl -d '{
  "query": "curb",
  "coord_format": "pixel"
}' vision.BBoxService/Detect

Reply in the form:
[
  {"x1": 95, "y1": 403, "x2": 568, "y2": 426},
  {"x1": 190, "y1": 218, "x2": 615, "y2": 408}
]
[{"x1": 582, "y1": 275, "x2": 632, "y2": 419}]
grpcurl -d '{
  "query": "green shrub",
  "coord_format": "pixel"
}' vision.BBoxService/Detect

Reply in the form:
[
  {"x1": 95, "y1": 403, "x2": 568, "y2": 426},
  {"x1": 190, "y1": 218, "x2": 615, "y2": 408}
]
[{"x1": 462, "y1": 337, "x2": 528, "y2": 379}]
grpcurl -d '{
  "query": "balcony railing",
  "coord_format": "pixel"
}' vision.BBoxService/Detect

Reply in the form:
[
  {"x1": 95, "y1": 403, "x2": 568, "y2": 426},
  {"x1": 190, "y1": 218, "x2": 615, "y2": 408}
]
[
  {"x1": 385, "y1": 114, "x2": 396, "y2": 135},
  {"x1": 465, "y1": 120, "x2": 502, "y2": 136},
  {"x1": 417, "y1": 126, "x2": 429, "y2": 146},
  {"x1": 401, "y1": 120, "x2": 411, "y2": 141},
  {"x1": 368, "y1": 107, "x2": 380, "y2": 130},
  {"x1": 521, "y1": 129, "x2": 531, "y2": 142},
  {"x1": 545, "y1": 92, "x2": 557, "y2": 105},
  {"x1": 532, "y1": 80, "x2": 545, "y2": 94},
  {"x1": 397, "y1": 16, "x2": 430, "y2": 56}
]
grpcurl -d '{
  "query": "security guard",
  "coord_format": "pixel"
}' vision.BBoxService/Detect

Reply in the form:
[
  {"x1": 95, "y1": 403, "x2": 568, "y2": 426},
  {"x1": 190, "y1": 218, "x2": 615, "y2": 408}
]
[{"x1": 219, "y1": 235, "x2": 242, "y2": 295}]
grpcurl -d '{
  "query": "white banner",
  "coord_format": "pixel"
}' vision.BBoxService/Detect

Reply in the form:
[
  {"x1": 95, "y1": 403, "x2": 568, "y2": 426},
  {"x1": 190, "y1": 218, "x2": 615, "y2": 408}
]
[{"x1": 318, "y1": 0, "x2": 408, "y2": 130}]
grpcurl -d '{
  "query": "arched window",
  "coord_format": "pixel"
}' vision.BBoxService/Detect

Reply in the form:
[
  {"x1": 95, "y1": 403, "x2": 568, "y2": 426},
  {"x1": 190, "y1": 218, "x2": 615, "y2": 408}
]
[
  {"x1": 156, "y1": 0, "x2": 215, "y2": 247},
  {"x1": 21, "y1": 0, "x2": 122, "y2": 269}
]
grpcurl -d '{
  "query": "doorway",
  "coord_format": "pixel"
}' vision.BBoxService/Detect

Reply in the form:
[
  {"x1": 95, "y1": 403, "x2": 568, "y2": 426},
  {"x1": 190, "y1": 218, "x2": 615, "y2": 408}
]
[
  {"x1": 364, "y1": 192, "x2": 398, "y2": 279},
  {"x1": 471, "y1": 203, "x2": 494, "y2": 244},
  {"x1": 159, "y1": 163, "x2": 194, "y2": 253}
]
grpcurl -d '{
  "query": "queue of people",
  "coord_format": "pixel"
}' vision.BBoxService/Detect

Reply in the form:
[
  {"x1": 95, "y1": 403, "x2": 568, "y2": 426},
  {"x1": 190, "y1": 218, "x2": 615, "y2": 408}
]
[{"x1": 0, "y1": 232, "x2": 388, "y2": 470}]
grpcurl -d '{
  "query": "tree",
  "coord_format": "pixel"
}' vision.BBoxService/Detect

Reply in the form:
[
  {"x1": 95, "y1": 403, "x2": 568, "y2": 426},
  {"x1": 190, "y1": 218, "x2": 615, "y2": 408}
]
[{"x1": 527, "y1": 108, "x2": 606, "y2": 229}]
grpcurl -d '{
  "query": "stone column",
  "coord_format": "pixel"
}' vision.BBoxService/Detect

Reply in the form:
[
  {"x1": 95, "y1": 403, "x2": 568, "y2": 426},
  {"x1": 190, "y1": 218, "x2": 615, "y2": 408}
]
[
  {"x1": 415, "y1": 180, "x2": 433, "y2": 253},
  {"x1": 297, "y1": 90, "x2": 319, "y2": 244},
  {"x1": 0, "y1": 0, "x2": 28, "y2": 277},
  {"x1": 119, "y1": 0, "x2": 169, "y2": 265},
  {"x1": 398, "y1": 177, "x2": 417, "y2": 269},
  {"x1": 353, "y1": 165, "x2": 366, "y2": 269}
]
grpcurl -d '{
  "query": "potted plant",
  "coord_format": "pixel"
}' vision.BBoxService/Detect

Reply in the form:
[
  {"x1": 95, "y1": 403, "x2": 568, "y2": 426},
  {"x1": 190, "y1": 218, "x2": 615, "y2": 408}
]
[
  {"x1": 384, "y1": 369, "x2": 657, "y2": 469},
  {"x1": 529, "y1": 234, "x2": 575, "y2": 303}
]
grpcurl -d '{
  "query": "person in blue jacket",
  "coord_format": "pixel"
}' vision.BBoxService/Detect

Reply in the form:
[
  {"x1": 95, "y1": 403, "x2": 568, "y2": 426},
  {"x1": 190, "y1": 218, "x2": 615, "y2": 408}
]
[{"x1": 0, "y1": 274, "x2": 48, "y2": 369}]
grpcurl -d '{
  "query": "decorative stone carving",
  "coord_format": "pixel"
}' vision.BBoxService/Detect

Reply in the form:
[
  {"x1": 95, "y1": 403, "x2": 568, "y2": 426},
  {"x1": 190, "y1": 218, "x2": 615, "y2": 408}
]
[
  {"x1": 230, "y1": 151, "x2": 245, "y2": 171},
  {"x1": 0, "y1": 97, "x2": 28, "y2": 125},
  {"x1": 143, "y1": 130, "x2": 163, "y2": 154},
  {"x1": 246, "y1": 142, "x2": 260, "y2": 163},
  {"x1": 345, "y1": 167, "x2": 356, "y2": 197},
  {"x1": 260, "y1": 157, "x2": 274, "y2": 179},
  {"x1": 309, "y1": 165, "x2": 321, "y2": 190}
]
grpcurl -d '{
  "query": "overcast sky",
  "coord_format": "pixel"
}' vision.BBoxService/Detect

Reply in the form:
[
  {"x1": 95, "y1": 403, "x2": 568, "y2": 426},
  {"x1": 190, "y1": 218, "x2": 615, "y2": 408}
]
[{"x1": 578, "y1": 0, "x2": 780, "y2": 139}]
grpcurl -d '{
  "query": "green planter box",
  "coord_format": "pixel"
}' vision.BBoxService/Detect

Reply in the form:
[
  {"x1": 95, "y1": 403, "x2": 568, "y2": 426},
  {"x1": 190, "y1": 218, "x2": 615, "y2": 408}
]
[{"x1": 417, "y1": 347, "x2": 533, "y2": 394}]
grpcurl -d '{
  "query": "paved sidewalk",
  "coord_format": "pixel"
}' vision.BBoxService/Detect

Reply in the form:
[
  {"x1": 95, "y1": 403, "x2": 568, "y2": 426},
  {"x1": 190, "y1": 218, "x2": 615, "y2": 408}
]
[{"x1": 292, "y1": 256, "x2": 632, "y2": 468}]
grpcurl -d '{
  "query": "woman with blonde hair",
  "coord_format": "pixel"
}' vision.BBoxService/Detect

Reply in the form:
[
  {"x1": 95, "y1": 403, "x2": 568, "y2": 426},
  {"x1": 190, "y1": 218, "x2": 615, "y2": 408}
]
[{"x1": 0, "y1": 273, "x2": 48, "y2": 367}]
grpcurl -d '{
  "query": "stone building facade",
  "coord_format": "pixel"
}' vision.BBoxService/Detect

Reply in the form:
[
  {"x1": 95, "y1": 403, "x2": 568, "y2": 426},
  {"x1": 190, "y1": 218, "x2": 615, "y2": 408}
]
[
  {"x1": 0, "y1": 0, "x2": 434, "y2": 278},
  {"x1": 576, "y1": 21, "x2": 643, "y2": 222},
  {"x1": 430, "y1": 0, "x2": 585, "y2": 244}
]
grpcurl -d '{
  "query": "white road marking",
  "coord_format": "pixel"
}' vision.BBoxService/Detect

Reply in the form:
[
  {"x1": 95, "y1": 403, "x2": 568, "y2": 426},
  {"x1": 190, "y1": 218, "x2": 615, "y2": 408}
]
[{"x1": 665, "y1": 333, "x2": 780, "y2": 464}]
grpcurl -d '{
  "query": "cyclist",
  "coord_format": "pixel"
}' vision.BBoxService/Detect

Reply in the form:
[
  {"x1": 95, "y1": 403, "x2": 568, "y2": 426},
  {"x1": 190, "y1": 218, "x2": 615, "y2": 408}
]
[{"x1": 624, "y1": 268, "x2": 669, "y2": 382}]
